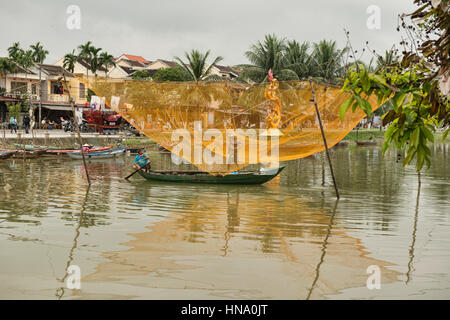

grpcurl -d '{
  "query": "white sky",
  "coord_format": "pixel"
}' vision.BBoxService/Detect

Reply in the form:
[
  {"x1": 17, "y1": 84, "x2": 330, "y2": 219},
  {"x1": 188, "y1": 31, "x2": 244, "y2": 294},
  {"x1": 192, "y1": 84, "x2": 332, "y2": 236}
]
[{"x1": 0, "y1": 0, "x2": 417, "y2": 66}]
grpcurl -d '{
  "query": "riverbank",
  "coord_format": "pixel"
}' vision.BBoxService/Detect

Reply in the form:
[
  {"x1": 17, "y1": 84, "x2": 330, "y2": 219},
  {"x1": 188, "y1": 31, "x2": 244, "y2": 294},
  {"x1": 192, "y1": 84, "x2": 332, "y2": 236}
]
[
  {"x1": 1, "y1": 128, "x2": 448, "y2": 150},
  {"x1": 0, "y1": 129, "x2": 156, "y2": 150}
]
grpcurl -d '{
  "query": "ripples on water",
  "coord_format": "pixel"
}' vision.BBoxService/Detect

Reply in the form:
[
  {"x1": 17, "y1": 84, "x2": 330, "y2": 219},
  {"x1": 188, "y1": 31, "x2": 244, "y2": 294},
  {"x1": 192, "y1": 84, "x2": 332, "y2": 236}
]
[{"x1": 0, "y1": 143, "x2": 448, "y2": 299}]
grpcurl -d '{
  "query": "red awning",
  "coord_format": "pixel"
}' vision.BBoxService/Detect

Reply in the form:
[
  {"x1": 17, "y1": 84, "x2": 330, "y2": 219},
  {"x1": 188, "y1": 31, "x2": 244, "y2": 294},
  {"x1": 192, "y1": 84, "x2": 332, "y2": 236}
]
[{"x1": 0, "y1": 96, "x2": 21, "y2": 102}]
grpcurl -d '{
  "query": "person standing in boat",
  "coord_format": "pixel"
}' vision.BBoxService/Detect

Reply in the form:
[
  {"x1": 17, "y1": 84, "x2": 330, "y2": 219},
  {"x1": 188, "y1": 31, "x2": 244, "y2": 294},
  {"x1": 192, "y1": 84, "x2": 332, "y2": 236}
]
[{"x1": 133, "y1": 149, "x2": 151, "y2": 172}]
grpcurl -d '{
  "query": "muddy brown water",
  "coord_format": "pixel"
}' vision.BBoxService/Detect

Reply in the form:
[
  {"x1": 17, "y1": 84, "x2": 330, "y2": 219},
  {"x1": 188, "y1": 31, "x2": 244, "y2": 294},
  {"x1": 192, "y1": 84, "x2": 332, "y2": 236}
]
[{"x1": 0, "y1": 144, "x2": 449, "y2": 299}]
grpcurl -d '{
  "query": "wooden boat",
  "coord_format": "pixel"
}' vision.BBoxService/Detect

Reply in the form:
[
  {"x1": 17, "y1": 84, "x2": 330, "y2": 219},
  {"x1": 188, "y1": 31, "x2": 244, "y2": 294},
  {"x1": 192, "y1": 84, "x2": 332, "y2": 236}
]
[
  {"x1": 356, "y1": 140, "x2": 378, "y2": 146},
  {"x1": 333, "y1": 141, "x2": 350, "y2": 148},
  {"x1": 0, "y1": 151, "x2": 17, "y2": 159},
  {"x1": 67, "y1": 147, "x2": 126, "y2": 160},
  {"x1": 12, "y1": 149, "x2": 48, "y2": 159},
  {"x1": 137, "y1": 165, "x2": 286, "y2": 185},
  {"x1": 13, "y1": 144, "x2": 112, "y2": 154},
  {"x1": 47, "y1": 146, "x2": 112, "y2": 155}
]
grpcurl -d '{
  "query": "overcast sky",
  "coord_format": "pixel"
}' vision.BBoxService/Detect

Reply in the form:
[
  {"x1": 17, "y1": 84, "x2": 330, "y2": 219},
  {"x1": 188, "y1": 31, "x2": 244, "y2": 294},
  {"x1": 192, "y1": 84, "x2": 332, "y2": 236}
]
[{"x1": 0, "y1": 0, "x2": 416, "y2": 66}]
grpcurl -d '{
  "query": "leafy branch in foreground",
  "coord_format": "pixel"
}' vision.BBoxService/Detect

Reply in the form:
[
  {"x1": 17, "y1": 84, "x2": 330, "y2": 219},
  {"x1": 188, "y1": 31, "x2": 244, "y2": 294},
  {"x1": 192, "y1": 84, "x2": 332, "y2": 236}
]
[{"x1": 340, "y1": 0, "x2": 449, "y2": 171}]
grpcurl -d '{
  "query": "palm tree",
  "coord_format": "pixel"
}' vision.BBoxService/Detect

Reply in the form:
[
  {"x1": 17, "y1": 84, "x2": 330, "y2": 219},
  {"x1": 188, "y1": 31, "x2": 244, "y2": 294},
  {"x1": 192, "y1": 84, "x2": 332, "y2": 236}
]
[
  {"x1": 78, "y1": 41, "x2": 94, "y2": 79},
  {"x1": 8, "y1": 42, "x2": 23, "y2": 62},
  {"x1": 63, "y1": 50, "x2": 78, "y2": 73},
  {"x1": 30, "y1": 42, "x2": 49, "y2": 110},
  {"x1": 376, "y1": 49, "x2": 398, "y2": 71},
  {"x1": 285, "y1": 40, "x2": 313, "y2": 79},
  {"x1": 240, "y1": 34, "x2": 298, "y2": 83},
  {"x1": 310, "y1": 40, "x2": 347, "y2": 83},
  {"x1": 99, "y1": 52, "x2": 116, "y2": 77},
  {"x1": 175, "y1": 49, "x2": 223, "y2": 81},
  {"x1": 0, "y1": 58, "x2": 17, "y2": 92},
  {"x1": 30, "y1": 42, "x2": 49, "y2": 65},
  {"x1": 88, "y1": 47, "x2": 103, "y2": 77}
]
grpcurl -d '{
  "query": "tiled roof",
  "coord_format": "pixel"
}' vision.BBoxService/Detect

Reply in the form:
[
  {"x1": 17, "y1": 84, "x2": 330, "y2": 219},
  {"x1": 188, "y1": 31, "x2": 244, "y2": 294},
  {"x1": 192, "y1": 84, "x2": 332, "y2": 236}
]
[
  {"x1": 121, "y1": 59, "x2": 145, "y2": 68},
  {"x1": 215, "y1": 65, "x2": 240, "y2": 75},
  {"x1": 157, "y1": 59, "x2": 179, "y2": 68},
  {"x1": 77, "y1": 59, "x2": 108, "y2": 72},
  {"x1": 118, "y1": 54, "x2": 150, "y2": 64},
  {"x1": 38, "y1": 64, "x2": 72, "y2": 77},
  {"x1": 120, "y1": 66, "x2": 136, "y2": 75},
  {"x1": 0, "y1": 58, "x2": 35, "y2": 75}
]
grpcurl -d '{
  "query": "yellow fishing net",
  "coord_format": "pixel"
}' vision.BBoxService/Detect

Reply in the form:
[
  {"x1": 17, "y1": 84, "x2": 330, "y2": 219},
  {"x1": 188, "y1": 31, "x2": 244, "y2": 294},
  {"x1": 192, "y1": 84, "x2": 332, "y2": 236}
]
[{"x1": 75, "y1": 77, "x2": 382, "y2": 175}]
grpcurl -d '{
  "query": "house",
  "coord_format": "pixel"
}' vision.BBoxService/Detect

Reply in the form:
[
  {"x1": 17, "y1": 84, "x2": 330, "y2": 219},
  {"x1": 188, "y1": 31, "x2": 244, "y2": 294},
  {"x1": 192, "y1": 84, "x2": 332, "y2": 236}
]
[
  {"x1": 116, "y1": 59, "x2": 146, "y2": 70},
  {"x1": 108, "y1": 65, "x2": 137, "y2": 79},
  {"x1": 53, "y1": 57, "x2": 109, "y2": 77},
  {"x1": 146, "y1": 59, "x2": 179, "y2": 70},
  {"x1": 115, "y1": 54, "x2": 151, "y2": 66},
  {"x1": 0, "y1": 58, "x2": 95, "y2": 123},
  {"x1": 211, "y1": 65, "x2": 240, "y2": 80},
  {"x1": 0, "y1": 59, "x2": 40, "y2": 98}
]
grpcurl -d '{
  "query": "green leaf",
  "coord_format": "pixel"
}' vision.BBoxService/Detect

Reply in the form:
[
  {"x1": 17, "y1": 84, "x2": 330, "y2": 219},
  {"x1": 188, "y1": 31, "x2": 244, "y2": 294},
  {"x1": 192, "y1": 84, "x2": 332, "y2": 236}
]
[
  {"x1": 411, "y1": 127, "x2": 420, "y2": 148},
  {"x1": 443, "y1": 127, "x2": 449, "y2": 141},
  {"x1": 403, "y1": 146, "x2": 416, "y2": 166},
  {"x1": 415, "y1": 149, "x2": 425, "y2": 171},
  {"x1": 373, "y1": 74, "x2": 388, "y2": 87},
  {"x1": 340, "y1": 96, "x2": 354, "y2": 120},
  {"x1": 420, "y1": 126, "x2": 434, "y2": 142}
]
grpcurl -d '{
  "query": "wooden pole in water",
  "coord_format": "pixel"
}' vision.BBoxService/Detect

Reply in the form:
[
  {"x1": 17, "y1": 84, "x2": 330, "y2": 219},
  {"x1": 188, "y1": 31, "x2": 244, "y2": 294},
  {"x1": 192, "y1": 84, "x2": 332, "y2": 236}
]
[
  {"x1": 62, "y1": 74, "x2": 91, "y2": 185},
  {"x1": 309, "y1": 80, "x2": 339, "y2": 199}
]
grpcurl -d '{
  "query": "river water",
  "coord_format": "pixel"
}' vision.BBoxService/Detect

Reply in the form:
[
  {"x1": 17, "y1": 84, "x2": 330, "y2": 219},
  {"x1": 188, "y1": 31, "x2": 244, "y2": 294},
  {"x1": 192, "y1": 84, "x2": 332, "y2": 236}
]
[{"x1": 0, "y1": 143, "x2": 449, "y2": 299}]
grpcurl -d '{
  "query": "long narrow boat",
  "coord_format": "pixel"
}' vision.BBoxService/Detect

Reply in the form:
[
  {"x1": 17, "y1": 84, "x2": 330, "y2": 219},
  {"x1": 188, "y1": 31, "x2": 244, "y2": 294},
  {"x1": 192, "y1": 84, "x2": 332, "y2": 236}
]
[
  {"x1": 12, "y1": 149, "x2": 47, "y2": 159},
  {"x1": 47, "y1": 146, "x2": 112, "y2": 154},
  {"x1": 13, "y1": 144, "x2": 112, "y2": 154},
  {"x1": 67, "y1": 147, "x2": 126, "y2": 160},
  {"x1": 0, "y1": 151, "x2": 17, "y2": 159},
  {"x1": 356, "y1": 140, "x2": 378, "y2": 146},
  {"x1": 137, "y1": 166, "x2": 286, "y2": 185}
]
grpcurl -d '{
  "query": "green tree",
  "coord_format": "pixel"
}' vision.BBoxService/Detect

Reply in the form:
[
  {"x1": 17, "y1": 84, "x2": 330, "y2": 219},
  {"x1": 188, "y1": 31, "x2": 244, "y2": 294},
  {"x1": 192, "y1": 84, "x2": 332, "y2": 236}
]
[
  {"x1": 340, "y1": 0, "x2": 449, "y2": 172},
  {"x1": 175, "y1": 49, "x2": 223, "y2": 81},
  {"x1": 375, "y1": 49, "x2": 399, "y2": 72},
  {"x1": 285, "y1": 40, "x2": 313, "y2": 79},
  {"x1": 0, "y1": 58, "x2": 17, "y2": 91},
  {"x1": 240, "y1": 34, "x2": 298, "y2": 82},
  {"x1": 63, "y1": 50, "x2": 78, "y2": 73},
  {"x1": 30, "y1": 42, "x2": 49, "y2": 101},
  {"x1": 131, "y1": 70, "x2": 152, "y2": 80},
  {"x1": 152, "y1": 66, "x2": 191, "y2": 82},
  {"x1": 7, "y1": 42, "x2": 23, "y2": 62},
  {"x1": 88, "y1": 47, "x2": 103, "y2": 77},
  {"x1": 310, "y1": 40, "x2": 347, "y2": 83},
  {"x1": 99, "y1": 52, "x2": 116, "y2": 77},
  {"x1": 78, "y1": 41, "x2": 94, "y2": 78}
]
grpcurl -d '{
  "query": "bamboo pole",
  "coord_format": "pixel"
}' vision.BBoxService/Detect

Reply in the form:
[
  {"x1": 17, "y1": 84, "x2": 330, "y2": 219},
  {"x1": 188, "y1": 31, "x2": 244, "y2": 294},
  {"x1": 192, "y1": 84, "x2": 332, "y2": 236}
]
[
  {"x1": 63, "y1": 74, "x2": 91, "y2": 185},
  {"x1": 309, "y1": 80, "x2": 339, "y2": 199}
]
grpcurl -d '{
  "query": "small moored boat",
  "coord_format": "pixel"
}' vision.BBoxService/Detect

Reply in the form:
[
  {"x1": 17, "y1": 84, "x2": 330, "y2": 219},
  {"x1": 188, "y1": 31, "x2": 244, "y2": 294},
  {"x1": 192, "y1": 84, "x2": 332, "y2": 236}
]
[
  {"x1": 67, "y1": 147, "x2": 126, "y2": 160},
  {"x1": 137, "y1": 166, "x2": 286, "y2": 185},
  {"x1": 356, "y1": 140, "x2": 378, "y2": 146},
  {"x1": 0, "y1": 151, "x2": 17, "y2": 159}
]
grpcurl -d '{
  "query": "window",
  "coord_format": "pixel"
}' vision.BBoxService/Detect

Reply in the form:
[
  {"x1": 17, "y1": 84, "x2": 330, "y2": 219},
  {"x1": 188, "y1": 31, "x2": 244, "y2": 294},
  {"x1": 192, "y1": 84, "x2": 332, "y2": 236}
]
[
  {"x1": 79, "y1": 83, "x2": 85, "y2": 98},
  {"x1": 11, "y1": 82, "x2": 27, "y2": 94},
  {"x1": 31, "y1": 83, "x2": 37, "y2": 95},
  {"x1": 51, "y1": 82, "x2": 63, "y2": 94}
]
